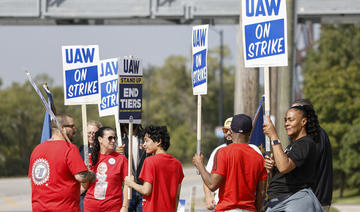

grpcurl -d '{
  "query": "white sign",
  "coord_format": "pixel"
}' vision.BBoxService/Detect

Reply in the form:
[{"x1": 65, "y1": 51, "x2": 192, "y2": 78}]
[
  {"x1": 119, "y1": 56, "x2": 143, "y2": 124},
  {"x1": 62, "y1": 45, "x2": 100, "y2": 105},
  {"x1": 241, "y1": 0, "x2": 288, "y2": 67},
  {"x1": 98, "y1": 58, "x2": 119, "y2": 117},
  {"x1": 192, "y1": 25, "x2": 208, "y2": 95}
]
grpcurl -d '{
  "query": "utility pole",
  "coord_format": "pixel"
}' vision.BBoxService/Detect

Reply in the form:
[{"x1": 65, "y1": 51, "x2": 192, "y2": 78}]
[
  {"x1": 276, "y1": 0, "x2": 295, "y2": 148},
  {"x1": 218, "y1": 30, "x2": 224, "y2": 126},
  {"x1": 235, "y1": 13, "x2": 259, "y2": 116}
]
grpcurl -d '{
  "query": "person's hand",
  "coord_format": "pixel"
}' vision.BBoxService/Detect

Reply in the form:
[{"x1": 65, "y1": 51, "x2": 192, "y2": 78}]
[
  {"x1": 264, "y1": 153, "x2": 275, "y2": 173},
  {"x1": 263, "y1": 116, "x2": 279, "y2": 141},
  {"x1": 192, "y1": 153, "x2": 204, "y2": 169},
  {"x1": 124, "y1": 175, "x2": 135, "y2": 187},
  {"x1": 120, "y1": 206, "x2": 128, "y2": 212},
  {"x1": 115, "y1": 144, "x2": 125, "y2": 154},
  {"x1": 205, "y1": 195, "x2": 216, "y2": 210}
]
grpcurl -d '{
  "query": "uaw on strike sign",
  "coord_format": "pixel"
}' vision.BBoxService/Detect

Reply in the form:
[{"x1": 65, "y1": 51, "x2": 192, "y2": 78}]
[
  {"x1": 62, "y1": 45, "x2": 100, "y2": 105},
  {"x1": 98, "y1": 58, "x2": 119, "y2": 117},
  {"x1": 242, "y1": 0, "x2": 287, "y2": 67},
  {"x1": 119, "y1": 57, "x2": 143, "y2": 124},
  {"x1": 192, "y1": 25, "x2": 208, "y2": 95}
]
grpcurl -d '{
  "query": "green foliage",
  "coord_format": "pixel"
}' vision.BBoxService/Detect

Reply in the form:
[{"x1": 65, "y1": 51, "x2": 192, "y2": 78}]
[
  {"x1": 302, "y1": 24, "x2": 360, "y2": 190},
  {"x1": 340, "y1": 122, "x2": 360, "y2": 192}
]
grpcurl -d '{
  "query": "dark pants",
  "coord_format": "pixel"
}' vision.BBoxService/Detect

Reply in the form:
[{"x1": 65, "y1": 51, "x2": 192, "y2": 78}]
[{"x1": 128, "y1": 189, "x2": 143, "y2": 212}]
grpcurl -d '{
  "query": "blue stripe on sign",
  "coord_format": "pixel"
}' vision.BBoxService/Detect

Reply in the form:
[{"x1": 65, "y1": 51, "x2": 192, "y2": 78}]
[{"x1": 245, "y1": 19, "x2": 285, "y2": 60}]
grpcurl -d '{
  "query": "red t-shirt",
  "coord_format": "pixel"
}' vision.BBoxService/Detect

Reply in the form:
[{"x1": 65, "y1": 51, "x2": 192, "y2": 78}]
[
  {"x1": 28, "y1": 140, "x2": 87, "y2": 212},
  {"x1": 139, "y1": 153, "x2": 184, "y2": 212},
  {"x1": 211, "y1": 143, "x2": 267, "y2": 212},
  {"x1": 84, "y1": 152, "x2": 128, "y2": 212}
]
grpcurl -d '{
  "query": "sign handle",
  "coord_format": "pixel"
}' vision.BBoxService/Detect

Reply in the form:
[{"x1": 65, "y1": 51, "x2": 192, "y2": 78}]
[
  {"x1": 81, "y1": 104, "x2": 90, "y2": 167},
  {"x1": 128, "y1": 116, "x2": 133, "y2": 200},
  {"x1": 197, "y1": 95, "x2": 201, "y2": 155},
  {"x1": 264, "y1": 67, "x2": 271, "y2": 154},
  {"x1": 115, "y1": 113, "x2": 122, "y2": 146}
]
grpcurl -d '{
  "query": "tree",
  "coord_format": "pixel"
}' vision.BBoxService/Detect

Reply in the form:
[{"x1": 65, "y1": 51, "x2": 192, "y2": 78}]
[{"x1": 302, "y1": 24, "x2": 360, "y2": 196}]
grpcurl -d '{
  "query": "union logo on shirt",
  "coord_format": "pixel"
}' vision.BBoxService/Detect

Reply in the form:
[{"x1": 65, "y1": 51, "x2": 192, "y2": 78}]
[{"x1": 32, "y1": 158, "x2": 50, "y2": 186}]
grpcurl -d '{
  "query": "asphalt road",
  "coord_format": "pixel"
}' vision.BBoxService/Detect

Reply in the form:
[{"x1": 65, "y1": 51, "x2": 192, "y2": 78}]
[
  {"x1": 0, "y1": 166, "x2": 207, "y2": 212},
  {"x1": 0, "y1": 167, "x2": 358, "y2": 212}
]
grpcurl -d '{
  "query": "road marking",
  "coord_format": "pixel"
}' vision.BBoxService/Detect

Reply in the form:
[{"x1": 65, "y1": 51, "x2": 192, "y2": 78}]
[{"x1": 2, "y1": 197, "x2": 17, "y2": 206}]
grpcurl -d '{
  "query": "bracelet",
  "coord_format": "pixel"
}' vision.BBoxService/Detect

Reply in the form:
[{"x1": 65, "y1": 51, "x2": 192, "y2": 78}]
[{"x1": 122, "y1": 205, "x2": 128, "y2": 208}]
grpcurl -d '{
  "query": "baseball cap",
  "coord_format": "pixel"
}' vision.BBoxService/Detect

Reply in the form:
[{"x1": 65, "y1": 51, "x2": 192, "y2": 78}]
[
  {"x1": 223, "y1": 117, "x2": 232, "y2": 128},
  {"x1": 230, "y1": 114, "x2": 252, "y2": 133}
]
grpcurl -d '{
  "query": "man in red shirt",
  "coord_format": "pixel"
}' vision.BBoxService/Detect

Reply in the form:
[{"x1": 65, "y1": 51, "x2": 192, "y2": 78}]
[
  {"x1": 28, "y1": 114, "x2": 96, "y2": 212},
  {"x1": 193, "y1": 114, "x2": 267, "y2": 212},
  {"x1": 125, "y1": 125, "x2": 184, "y2": 212}
]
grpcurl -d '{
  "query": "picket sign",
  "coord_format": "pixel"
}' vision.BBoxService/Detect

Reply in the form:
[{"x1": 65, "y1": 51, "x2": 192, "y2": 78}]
[
  {"x1": 241, "y1": 0, "x2": 288, "y2": 152},
  {"x1": 62, "y1": 45, "x2": 100, "y2": 167},
  {"x1": 97, "y1": 58, "x2": 122, "y2": 145},
  {"x1": 192, "y1": 25, "x2": 208, "y2": 163}
]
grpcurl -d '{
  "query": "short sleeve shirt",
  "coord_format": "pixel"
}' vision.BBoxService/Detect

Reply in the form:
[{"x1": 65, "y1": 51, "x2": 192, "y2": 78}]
[
  {"x1": 28, "y1": 140, "x2": 87, "y2": 212},
  {"x1": 211, "y1": 143, "x2": 267, "y2": 212},
  {"x1": 268, "y1": 136, "x2": 316, "y2": 200},
  {"x1": 85, "y1": 152, "x2": 128, "y2": 212},
  {"x1": 139, "y1": 153, "x2": 184, "y2": 212}
]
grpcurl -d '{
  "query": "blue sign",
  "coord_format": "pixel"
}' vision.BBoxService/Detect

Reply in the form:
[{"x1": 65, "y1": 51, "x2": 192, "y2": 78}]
[
  {"x1": 65, "y1": 65, "x2": 98, "y2": 99},
  {"x1": 100, "y1": 79, "x2": 118, "y2": 110},
  {"x1": 192, "y1": 25, "x2": 208, "y2": 95},
  {"x1": 98, "y1": 58, "x2": 120, "y2": 117},
  {"x1": 62, "y1": 45, "x2": 100, "y2": 105},
  {"x1": 245, "y1": 19, "x2": 285, "y2": 60},
  {"x1": 192, "y1": 49, "x2": 207, "y2": 87},
  {"x1": 241, "y1": 0, "x2": 288, "y2": 67}
]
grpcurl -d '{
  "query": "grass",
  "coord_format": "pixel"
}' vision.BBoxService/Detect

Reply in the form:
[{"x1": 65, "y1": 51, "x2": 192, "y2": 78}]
[
  {"x1": 330, "y1": 207, "x2": 339, "y2": 212},
  {"x1": 332, "y1": 189, "x2": 360, "y2": 204}
]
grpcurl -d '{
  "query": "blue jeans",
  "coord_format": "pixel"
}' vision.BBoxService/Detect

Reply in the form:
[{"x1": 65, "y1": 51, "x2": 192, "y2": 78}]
[{"x1": 128, "y1": 189, "x2": 143, "y2": 212}]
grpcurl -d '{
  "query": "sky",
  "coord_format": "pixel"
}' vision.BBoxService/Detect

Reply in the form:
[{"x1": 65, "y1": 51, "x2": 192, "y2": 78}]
[{"x1": 0, "y1": 25, "x2": 238, "y2": 88}]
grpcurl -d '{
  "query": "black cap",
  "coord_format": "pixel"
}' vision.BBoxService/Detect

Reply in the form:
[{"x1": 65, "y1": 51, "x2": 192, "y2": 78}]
[{"x1": 230, "y1": 114, "x2": 252, "y2": 133}]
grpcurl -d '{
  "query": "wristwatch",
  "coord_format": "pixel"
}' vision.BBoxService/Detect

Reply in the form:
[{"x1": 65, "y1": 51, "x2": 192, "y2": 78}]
[{"x1": 272, "y1": 139, "x2": 281, "y2": 145}]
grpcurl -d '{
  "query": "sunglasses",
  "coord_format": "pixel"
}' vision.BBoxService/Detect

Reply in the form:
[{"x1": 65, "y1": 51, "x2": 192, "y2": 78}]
[
  {"x1": 107, "y1": 136, "x2": 117, "y2": 142},
  {"x1": 63, "y1": 124, "x2": 76, "y2": 129},
  {"x1": 222, "y1": 128, "x2": 231, "y2": 133}
]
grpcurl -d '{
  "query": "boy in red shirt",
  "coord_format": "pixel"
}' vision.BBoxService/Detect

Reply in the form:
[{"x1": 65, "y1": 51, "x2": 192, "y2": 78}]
[
  {"x1": 125, "y1": 125, "x2": 184, "y2": 212},
  {"x1": 193, "y1": 114, "x2": 267, "y2": 212}
]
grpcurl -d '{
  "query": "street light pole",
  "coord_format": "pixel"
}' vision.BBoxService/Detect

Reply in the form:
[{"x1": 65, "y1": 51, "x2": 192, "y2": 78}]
[{"x1": 219, "y1": 30, "x2": 224, "y2": 126}]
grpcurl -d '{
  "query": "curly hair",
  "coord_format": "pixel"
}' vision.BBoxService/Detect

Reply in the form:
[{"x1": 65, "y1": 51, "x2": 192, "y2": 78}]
[
  {"x1": 143, "y1": 125, "x2": 170, "y2": 151},
  {"x1": 290, "y1": 105, "x2": 320, "y2": 143},
  {"x1": 91, "y1": 126, "x2": 115, "y2": 166}
]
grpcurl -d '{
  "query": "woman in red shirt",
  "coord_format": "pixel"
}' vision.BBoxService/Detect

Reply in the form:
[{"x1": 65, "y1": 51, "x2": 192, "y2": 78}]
[{"x1": 83, "y1": 126, "x2": 129, "y2": 212}]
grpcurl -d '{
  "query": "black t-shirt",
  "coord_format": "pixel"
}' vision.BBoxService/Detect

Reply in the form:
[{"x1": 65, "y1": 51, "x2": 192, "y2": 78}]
[
  {"x1": 312, "y1": 128, "x2": 333, "y2": 205},
  {"x1": 268, "y1": 135, "x2": 316, "y2": 200}
]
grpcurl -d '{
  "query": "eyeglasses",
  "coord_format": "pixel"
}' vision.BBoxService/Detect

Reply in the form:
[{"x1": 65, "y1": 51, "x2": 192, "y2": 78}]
[
  {"x1": 88, "y1": 132, "x2": 96, "y2": 136},
  {"x1": 223, "y1": 128, "x2": 231, "y2": 133},
  {"x1": 63, "y1": 124, "x2": 76, "y2": 129},
  {"x1": 107, "y1": 136, "x2": 117, "y2": 142}
]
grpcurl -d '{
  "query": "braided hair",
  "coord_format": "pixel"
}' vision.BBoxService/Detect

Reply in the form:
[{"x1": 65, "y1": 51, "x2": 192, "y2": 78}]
[
  {"x1": 143, "y1": 125, "x2": 170, "y2": 151},
  {"x1": 91, "y1": 126, "x2": 115, "y2": 165},
  {"x1": 290, "y1": 105, "x2": 321, "y2": 143}
]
